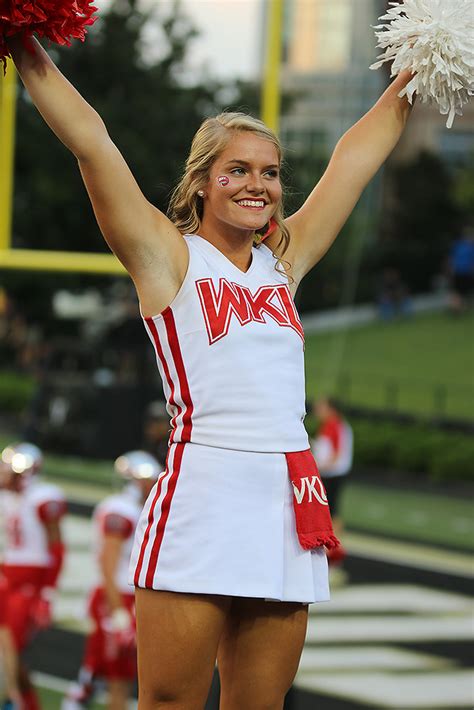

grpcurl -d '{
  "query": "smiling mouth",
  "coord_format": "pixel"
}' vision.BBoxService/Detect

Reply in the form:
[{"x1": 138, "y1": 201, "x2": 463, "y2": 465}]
[{"x1": 235, "y1": 199, "x2": 266, "y2": 209}]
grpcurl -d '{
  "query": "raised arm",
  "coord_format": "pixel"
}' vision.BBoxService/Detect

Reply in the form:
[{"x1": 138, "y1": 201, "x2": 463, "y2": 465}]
[
  {"x1": 281, "y1": 71, "x2": 413, "y2": 283},
  {"x1": 10, "y1": 38, "x2": 187, "y2": 314}
]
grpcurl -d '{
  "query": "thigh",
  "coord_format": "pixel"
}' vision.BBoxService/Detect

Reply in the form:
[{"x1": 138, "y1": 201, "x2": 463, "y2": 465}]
[
  {"x1": 217, "y1": 597, "x2": 308, "y2": 710},
  {"x1": 135, "y1": 588, "x2": 230, "y2": 709},
  {"x1": 5, "y1": 588, "x2": 36, "y2": 651}
]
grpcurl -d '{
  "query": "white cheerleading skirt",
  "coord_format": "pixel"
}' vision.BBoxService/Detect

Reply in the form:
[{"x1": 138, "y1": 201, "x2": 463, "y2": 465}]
[{"x1": 129, "y1": 442, "x2": 330, "y2": 604}]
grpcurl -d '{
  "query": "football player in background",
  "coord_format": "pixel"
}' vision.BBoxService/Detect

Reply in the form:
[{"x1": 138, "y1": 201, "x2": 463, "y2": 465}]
[
  {"x1": 0, "y1": 443, "x2": 67, "y2": 710},
  {"x1": 311, "y1": 398, "x2": 353, "y2": 566},
  {"x1": 62, "y1": 451, "x2": 161, "y2": 710}
]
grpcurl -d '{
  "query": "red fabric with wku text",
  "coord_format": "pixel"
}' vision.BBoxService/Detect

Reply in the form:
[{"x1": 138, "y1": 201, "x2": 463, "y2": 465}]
[{"x1": 285, "y1": 449, "x2": 340, "y2": 551}]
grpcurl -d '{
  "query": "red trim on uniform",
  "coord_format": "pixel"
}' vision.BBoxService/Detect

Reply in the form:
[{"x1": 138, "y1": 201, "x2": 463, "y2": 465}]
[
  {"x1": 3, "y1": 565, "x2": 46, "y2": 589},
  {"x1": 134, "y1": 310, "x2": 193, "y2": 587},
  {"x1": 162, "y1": 307, "x2": 194, "y2": 442},
  {"x1": 43, "y1": 540, "x2": 65, "y2": 588},
  {"x1": 37, "y1": 499, "x2": 67, "y2": 523},
  {"x1": 145, "y1": 442, "x2": 186, "y2": 588},
  {"x1": 133, "y1": 446, "x2": 171, "y2": 587},
  {"x1": 145, "y1": 316, "x2": 179, "y2": 443},
  {"x1": 101, "y1": 513, "x2": 133, "y2": 539},
  {"x1": 321, "y1": 416, "x2": 342, "y2": 455}
]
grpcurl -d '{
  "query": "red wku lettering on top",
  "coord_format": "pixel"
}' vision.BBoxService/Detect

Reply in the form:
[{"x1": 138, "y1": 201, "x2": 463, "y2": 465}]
[{"x1": 195, "y1": 278, "x2": 305, "y2": 345}]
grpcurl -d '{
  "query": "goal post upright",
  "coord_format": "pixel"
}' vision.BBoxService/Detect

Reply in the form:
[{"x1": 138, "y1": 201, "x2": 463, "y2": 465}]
[
  {"x1": 261, "y1": 0, "x2": 283, "y2": 134},
  {"x1": 0, "y1": 59, "x2": 16, "y2": 253}
]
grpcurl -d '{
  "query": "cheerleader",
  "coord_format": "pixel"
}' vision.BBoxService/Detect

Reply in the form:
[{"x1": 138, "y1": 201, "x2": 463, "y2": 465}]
[{"x1": 4, "y1": 0, "x2": 470, "y2": 705}]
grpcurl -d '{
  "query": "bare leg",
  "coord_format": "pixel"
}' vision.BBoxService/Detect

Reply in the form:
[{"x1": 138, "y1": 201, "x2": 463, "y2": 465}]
[
  {"x1": 108, "y1": 679, "x2": 130, "y2": 710},
  {"x1": 135, "y1": 589, "x2": 231, "y2": 710},
  {"x1": 218, "y1": 598, "x2": 308, "y2": 710},
  {"x1": 0, "y1": 628, "x2": 21, "y2": 707}
]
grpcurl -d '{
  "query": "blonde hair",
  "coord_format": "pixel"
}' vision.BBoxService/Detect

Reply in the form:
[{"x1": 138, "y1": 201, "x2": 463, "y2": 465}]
[{"x1": 168, "y1": 112, "x2": 291, "y2": 271}]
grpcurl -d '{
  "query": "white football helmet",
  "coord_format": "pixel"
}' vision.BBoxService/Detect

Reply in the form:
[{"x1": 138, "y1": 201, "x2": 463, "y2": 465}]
[
  {"x1": 1, "y1": 442, "x2": 43, "y2": 491},
  {"x1": 114, "y1": 450, "x2": 160, "y2": 482},
  {"x1": 1, "y1": 442, "x2": 43, "y2": 475}
]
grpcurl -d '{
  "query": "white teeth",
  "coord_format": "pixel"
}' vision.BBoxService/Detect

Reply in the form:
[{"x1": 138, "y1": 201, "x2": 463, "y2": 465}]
[{"x1": 238, "y1": 200, "x2": 265, "y2": 208}]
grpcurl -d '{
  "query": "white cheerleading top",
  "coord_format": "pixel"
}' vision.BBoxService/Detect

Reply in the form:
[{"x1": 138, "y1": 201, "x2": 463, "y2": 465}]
[
  {"x1": 93, "y1": 485, "x2": 143, "y2": 594},
  {"x1": 1, "y1": 479, "x2": 66, "y2": 567},
  {"x1": 143, "y1": 234, "x2": 309, "y2": 453}
]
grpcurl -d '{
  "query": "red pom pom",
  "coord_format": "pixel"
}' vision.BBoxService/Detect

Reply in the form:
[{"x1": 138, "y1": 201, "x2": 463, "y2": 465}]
[{"x1": 0, "y1": 0, "x2": 98, "y2": 69}]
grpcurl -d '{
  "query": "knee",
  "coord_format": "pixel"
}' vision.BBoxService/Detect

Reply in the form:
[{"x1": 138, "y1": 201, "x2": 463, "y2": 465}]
[
  {"x1": 138, "y1": 687, "x2": 204, "y2": 710},
  {"x1": 220, "y1": 687, "x2": 289, "y2": 710}
]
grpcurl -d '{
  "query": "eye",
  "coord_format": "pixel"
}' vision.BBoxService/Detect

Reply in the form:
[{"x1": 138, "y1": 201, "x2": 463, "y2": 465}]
[
  {"x1": 264, "y1": 169, "x2": 279, "y2": 179},
  {"x1": 230, "y1": 167, "x2": 246, "y2": 176}
]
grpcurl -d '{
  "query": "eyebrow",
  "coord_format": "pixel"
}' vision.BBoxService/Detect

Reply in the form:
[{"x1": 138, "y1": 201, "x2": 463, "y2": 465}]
[{"x1": 225, "y1": 159, "x2": 279, "y2": 170}]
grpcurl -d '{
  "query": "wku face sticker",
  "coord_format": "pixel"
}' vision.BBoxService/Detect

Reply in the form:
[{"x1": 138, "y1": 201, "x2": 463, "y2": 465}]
[{"x1": 217, "y1": 175, "x2": 230, "y2": 187}]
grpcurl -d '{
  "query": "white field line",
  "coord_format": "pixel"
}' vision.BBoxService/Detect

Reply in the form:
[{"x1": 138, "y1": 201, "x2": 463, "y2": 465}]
[
  {"x1": 32, "y1": 672, "x2": 137, "y2": 709},
  {"x1": 346, "y1": 532, "x2": 473, "y2": 577}
]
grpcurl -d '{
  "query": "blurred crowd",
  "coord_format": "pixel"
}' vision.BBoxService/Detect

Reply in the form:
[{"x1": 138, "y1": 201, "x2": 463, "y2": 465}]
[
  {"x1": 0, "y1": 292, "x2": 45, "y2": 375},
  {"x1": 376, "y1": 226, "x2": 474, "y2": 321}
]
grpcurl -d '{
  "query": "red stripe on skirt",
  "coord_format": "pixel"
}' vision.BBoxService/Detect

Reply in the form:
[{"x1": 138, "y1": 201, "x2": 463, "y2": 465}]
[
  {"x1": 144, "y1": 442, "x2": 186, "y2": 588},
  {"x1": 133, "y1": 446, "x2": 171, "y2": 586}
]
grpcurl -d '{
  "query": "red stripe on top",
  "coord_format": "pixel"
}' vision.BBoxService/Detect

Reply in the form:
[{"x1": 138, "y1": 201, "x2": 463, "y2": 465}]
[
  {"x1": 144, "y1": 316, "x2": 180, "y2": 444},
  {"x1": 162, "y1": 307, "x2": 194, "y2": 442},
  {"x1": 144, "y1": 442, "x2": 186, "y2": 588},
  {"x1": 133, "y1": 446, "x2": 171, "y2": 587},
  {"x1": 133, "y1": 316, "x2": 176, "y2": 586}
]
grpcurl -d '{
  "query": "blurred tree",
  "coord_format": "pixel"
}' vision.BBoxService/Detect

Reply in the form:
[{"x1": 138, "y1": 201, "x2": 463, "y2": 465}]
[
  {"x1": 374, "y1": 151, "x2": 461, "y2": 293},
  {"x1": 12, "y1": 0, "x2": 222, "y2": 254},
  {"x1": 4, "y1": 0, "x2": 226, "y2": 328},
  {"x1": 453, "y1": 154, "x2": 474, "y2": 225}
]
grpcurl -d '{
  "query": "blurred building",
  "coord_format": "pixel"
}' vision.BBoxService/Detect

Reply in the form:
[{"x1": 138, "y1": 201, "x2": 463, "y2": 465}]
[
  {"x1": 279, "y1": 0, "x2": 387, "y2": 154},
  {"x1": 389, "y1": 100, "x2": 474, "y2": 170}
]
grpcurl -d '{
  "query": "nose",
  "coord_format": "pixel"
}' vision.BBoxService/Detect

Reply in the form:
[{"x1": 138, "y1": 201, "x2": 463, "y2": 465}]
[{"x1": 246, "y1": 171, "x2": 265, "y2": 194}]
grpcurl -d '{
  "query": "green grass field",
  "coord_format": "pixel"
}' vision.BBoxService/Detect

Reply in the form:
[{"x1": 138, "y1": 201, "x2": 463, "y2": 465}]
[
  {"x1": 342, "y1": 482, "x2": 473, "y2": 551},
  {"x1": 304, "y1": 311, "x2": 474, "y2": 420},
  {"x1": 38, "y1": 686, "x2": 104, "y2": 709}
]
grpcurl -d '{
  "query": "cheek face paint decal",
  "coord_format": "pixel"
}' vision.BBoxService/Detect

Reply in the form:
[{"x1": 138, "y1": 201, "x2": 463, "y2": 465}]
[{"x1": 217, "y1": 175, "x2": 230, "y2": 187}]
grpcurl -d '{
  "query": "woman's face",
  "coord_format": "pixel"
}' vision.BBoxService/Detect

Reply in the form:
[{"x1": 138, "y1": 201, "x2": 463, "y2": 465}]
[{"x1": 202, "y1": 132, "x2": 282, "y2": 236}]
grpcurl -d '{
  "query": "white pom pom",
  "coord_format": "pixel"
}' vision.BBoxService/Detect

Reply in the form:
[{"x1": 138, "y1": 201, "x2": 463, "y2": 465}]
[{"x1": 370, "y1": 0, "x2": 474, "y2": 128}]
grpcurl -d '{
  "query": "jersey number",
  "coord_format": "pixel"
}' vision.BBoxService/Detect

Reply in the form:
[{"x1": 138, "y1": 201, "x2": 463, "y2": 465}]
[{"x1": 7, "y1": 515, "x2": 23, "y2": 547}]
